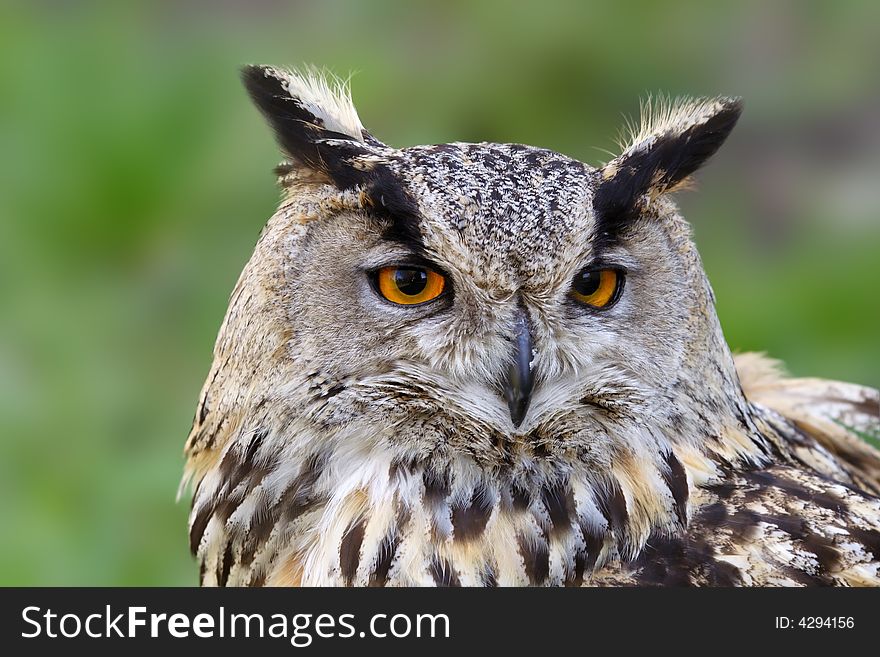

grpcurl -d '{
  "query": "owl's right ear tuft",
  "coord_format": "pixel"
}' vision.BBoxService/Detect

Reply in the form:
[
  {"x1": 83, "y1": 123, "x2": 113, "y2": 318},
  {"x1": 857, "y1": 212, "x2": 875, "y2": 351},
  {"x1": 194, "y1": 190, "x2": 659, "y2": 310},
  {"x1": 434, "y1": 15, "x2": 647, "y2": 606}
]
[
  {"x1": 595, "y1": 95, "x2": 742, "y2": 242},
  {"x1": 241, "y1": 65, "x2": 383, "y2": 187}
]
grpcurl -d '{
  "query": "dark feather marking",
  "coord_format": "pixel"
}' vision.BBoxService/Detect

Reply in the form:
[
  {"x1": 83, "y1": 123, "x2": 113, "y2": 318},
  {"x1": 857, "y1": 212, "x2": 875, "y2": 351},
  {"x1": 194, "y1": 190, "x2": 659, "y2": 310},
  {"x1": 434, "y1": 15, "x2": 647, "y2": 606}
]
[
  {"x1": 532, "y1": 441, "x2": 550, "y2": 459},
  {"x1": 237, "y1": 520, "x2": 270, "y2": 568},
  {"x1": 280, "y1": 452, "x2": 326, "y2": 521},
  {"x1": 491, "y1": 434, "x2": 515, "y2": 465},
  {"x1": 696, "y1": 502, "x2": 728, "y2": 526},
  {"x1": 189, "y1": 493, "x2": 230, "y2": 555},
  {"x1": 189, "y1": 507, "x2": 213, "y2": 556},
  {"x1": 743, "y1": 470, "x2": 845, "y2": 513},
  {"x1": 727, "y1": 509, "x2": 762, "y2": 544},
  {"x1": 189, "y1": 429, "x2": 270, "y2": 555},
  {"x1": 429, "y1": 558, "x2": 461, "y2": 587},
  {"x1": 509, "y1": 481, "x2": 532, "y2": 511},
  {"x1": 800, "y1": 532, "x2": 843, "y2": 576},
  {"x1": 368, "y1": 504, "x2": 407, "y2": 587},
  {"x1": 758, "y1": 514, "x2": 841, "y2": 572},
  {"x1": 634, "y1": 534, "x2": 742, "y2": 586},
  {"x1": 193, "y1": 360, "x2": 231, "y2": 450},
  {"x1": 388, "y1": 455, "x2": 419, "y2": 481},
  {"x1": 579, "y1": 520, "x2": 606, "y2": 572},
  {"x1": 369, "y1": 166, "x2": 426, "y2": 253},
  {"x1": 757, "y1": 512, "x2": 804, "y2": 537},
  {"x1": 239, "y1": 452, "x2": 327, "y2": 566},
  {"x1": 704, "y1": 481, "x2": 738, "y2": 500},
  {"x1": 243, "y1": 428, "x2": 267, "y2": 465},
  {"x1": 633, "y1": 537, "x2": 692, "y2": 586},
  {"x1": 481, "y1": 564, "x2": 498, "y2": 587},
  {"x1": 821, "y1": 395, "x2": 879, "y2": 418},
  {"x1": 779, "y1": 564, "x2": 828, "y2": 586},
  {"x1": 340, "y1": 519, "x2": 366, "y2": 586},
  {"x1": 755, "y1": 511, "x2": 843, "y2": 576},
  {"x1": 423, "y1": 468, "x2": 450, "y2": 505},
  {"x1": 567, "y1": 552, "x2": 587, "y2": 587},
  {"x1": 321, "y1": 384, "x2": 346, "y2": 400},
  {"x1": 215, "y1": 428, "x2": 267, "y2": 492},
  {"x1": 518, "y1": 534, "x2": 550, "y2": 584},
  {"x1": 218, "y1": 541, "x2": 234, "y2": 587},
  {"x1": 662, "y1": 451, "x2": 690, "y2": 525},
  {"x1": 542, "y1": 482, "x2": 574, "y2": 537},
  {"x1": 596, "y1": 478, "x2": 629, "y2": 533},
  {"x1": 848, "y1": 527, "x2": 880, "y2": 562},
  {"x1": 197, "y1": 393, "x2": 209, "y2": 425},
  {"x1": 369, "y1": 532, "x2": 400, "y2": 587},
  {"x1": 736, "y1": 508, "x2": 843, "y2": 577},
  {"x1": 451, "y1": 484, "x2": 493, "y2": 542}
]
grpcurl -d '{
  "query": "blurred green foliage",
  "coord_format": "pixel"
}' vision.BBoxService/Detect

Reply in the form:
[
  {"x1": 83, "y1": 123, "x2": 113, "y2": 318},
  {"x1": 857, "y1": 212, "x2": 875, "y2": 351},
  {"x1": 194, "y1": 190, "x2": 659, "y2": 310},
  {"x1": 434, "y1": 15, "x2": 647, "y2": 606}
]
[{"x1": 0, "y1": 0, "x2": 877, "y2": 585}]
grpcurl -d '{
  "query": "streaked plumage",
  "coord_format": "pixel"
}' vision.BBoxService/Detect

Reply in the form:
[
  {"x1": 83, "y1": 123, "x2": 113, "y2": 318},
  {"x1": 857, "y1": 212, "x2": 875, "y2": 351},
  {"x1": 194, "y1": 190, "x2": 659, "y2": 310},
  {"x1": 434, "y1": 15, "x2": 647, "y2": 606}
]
[{"x1": 183, "y1": 66, "x2": 880, "y2": 586}]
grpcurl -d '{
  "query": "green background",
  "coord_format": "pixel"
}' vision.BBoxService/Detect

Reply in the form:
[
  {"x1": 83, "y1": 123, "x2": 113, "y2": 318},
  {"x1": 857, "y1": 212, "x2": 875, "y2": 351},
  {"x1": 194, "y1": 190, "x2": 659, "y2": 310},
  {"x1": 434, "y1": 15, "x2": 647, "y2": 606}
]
[{"x1": 1, "y1": 1, "x2": 877, "y2": 585}]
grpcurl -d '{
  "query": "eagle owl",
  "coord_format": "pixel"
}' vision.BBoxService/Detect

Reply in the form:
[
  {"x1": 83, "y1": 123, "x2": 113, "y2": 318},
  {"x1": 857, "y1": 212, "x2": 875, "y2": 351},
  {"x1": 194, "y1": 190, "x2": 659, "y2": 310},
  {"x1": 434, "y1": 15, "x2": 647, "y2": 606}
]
[{"x1": 183, "y1": 65, "x2": 880, "y2": 587}]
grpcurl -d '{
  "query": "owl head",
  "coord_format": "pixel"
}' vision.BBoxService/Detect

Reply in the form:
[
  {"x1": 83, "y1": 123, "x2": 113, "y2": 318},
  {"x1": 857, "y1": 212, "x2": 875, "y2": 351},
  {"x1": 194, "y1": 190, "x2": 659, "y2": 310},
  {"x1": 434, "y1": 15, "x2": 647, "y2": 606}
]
[{"x1": 185, "y1": 67, "x2": 767, "y2": 573}]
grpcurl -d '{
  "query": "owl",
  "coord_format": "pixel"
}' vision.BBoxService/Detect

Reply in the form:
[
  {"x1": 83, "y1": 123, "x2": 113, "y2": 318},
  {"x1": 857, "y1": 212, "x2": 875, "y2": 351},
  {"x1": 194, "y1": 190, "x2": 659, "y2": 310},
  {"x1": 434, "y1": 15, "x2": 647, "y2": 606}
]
[{"x1": 183, "y1": 65, "x2": 880, "y2": 587}]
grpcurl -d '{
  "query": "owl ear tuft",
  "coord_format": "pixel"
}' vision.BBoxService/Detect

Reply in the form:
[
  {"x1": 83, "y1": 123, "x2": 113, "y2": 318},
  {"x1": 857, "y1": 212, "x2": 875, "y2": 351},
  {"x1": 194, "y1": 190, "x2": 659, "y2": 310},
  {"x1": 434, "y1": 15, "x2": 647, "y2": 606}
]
[
  {"x1": 241, "y1": 65, "x2": 384, "y2": 187},
  {"x1": 594, "y1": 95, "x2": 742, "y2": 238}
]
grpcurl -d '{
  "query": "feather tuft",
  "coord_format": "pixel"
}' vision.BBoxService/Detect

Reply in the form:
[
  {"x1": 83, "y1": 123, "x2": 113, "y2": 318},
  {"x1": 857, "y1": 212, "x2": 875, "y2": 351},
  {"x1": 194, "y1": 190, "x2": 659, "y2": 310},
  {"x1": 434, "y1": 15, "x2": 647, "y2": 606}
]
[{"x1": 264, "y1": 65, "x2": 365, "y2": 142}]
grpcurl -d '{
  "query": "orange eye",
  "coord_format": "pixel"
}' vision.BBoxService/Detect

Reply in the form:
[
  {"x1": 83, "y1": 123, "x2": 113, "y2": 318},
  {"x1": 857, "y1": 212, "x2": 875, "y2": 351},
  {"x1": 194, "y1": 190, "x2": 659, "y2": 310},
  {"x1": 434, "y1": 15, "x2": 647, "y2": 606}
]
[
  {"x1": 570, "y1": 268, "x2": 621, "y2": 308},
  {"x1": 376, "y1": 266, "x2": 446, "y2": 305}
]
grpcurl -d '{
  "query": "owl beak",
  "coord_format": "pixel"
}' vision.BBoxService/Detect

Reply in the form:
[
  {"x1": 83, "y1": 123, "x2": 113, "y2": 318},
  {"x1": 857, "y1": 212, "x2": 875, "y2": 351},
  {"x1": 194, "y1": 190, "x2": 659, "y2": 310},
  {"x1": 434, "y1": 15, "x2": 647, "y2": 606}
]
[{"x1": 504, "y1": 311, "x2": 534, "y2": 428}]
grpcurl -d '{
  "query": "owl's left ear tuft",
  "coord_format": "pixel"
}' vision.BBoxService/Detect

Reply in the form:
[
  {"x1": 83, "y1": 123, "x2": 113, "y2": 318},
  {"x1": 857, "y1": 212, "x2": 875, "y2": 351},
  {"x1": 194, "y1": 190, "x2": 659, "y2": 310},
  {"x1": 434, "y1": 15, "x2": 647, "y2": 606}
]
[
  {"x1": 595, "y1": 95, "x2": 742, "y2": 238},
  {"x1": 241, "y1": 65, "x2": 385, "y2": 187}
]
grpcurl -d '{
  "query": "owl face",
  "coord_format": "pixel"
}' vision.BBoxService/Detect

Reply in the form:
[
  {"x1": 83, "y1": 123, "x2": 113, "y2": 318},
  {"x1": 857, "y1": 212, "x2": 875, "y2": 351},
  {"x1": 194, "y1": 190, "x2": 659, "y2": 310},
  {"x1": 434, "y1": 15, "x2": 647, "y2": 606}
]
[
  {"x1": 187, "y1": 66, "x2": 745, "y2": 492},
  {"x1": 288, "y1": 139, "x2": 700, "y2": 457}
]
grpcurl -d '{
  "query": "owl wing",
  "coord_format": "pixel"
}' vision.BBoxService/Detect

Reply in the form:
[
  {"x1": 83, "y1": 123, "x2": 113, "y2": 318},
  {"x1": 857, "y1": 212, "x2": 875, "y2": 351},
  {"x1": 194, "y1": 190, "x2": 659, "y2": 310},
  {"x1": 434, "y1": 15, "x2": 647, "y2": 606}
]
[
  {"x1": 589, "y1": 460, "x2": 880, "y2": 586},
  {"x1": 734, "y1": 352, "x2": 880, "y2": 493}
]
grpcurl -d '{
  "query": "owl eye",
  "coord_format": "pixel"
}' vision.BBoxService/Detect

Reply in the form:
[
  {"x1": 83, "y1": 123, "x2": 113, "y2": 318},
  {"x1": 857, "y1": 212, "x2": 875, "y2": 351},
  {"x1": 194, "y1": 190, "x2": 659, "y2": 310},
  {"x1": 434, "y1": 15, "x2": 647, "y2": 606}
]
[
  {"x1": 376, "y1": 266, "x2": 446, "y2": 305},
  {"x1": 570, "y1": 268, "x2": 623, "y2": 308}
]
